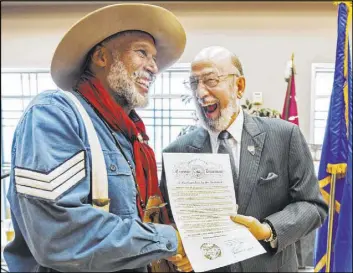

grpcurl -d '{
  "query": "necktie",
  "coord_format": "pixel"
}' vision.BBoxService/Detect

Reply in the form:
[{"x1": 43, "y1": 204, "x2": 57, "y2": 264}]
[
  {"x1": 217, "y1": 130, "x2": 238, "y2": 188},
  {"x1": 217, "y1": 131, "x2": 241, "y2": 272}
]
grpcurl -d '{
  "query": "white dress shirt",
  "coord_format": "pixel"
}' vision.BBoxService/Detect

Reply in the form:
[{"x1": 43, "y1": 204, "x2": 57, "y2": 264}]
[{"x1": 208, "y1": 108, "x2": 244, "y2": 175}]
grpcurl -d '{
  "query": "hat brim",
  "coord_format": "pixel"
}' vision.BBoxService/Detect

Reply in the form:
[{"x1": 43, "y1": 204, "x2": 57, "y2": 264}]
[{"x1": 50, "y1": 3, "x2": 186, "y2": 91}]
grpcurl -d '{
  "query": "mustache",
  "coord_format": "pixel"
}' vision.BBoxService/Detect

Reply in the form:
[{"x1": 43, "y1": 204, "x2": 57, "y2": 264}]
[
  {"x1": 196, "y1": 97, "x2": 219, "y2": 106},
  {"x1": 132, "y1": 70, "x2": 156, "y2": 83}
]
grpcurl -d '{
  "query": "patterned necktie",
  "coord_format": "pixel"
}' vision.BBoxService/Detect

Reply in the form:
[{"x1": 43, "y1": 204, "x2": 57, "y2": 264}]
[{"x1": 218, "y1": 130, "x2": 238, "y2": 186}]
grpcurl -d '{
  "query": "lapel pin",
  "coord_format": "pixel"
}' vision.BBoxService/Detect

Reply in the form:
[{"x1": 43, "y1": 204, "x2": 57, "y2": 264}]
[{"x1": 247, "y1": 145, "x2": 255, "y2": 155}]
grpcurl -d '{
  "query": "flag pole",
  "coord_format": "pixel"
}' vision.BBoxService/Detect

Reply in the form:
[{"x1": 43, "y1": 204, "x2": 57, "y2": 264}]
[
  {"x1": 291, "y1": 52, "x2": 296, "y2": 75},
  {"x1": 283, "y1": 53, "x2": 294, "y2": 120},
  {"x1": 325, "y1": 173, "x2": 337, "y2": 272}
]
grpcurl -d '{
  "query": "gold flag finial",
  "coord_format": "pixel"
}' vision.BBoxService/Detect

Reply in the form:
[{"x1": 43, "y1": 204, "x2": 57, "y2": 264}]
[
  {"x1": 333, "y1": 1, "x2": 352, "y2": 7},
  {"x1": 291, "y1": 53, "x2": 296, "y2": 75},
  {"x1": 333, "y1": 1, "x2": 352, "y2": 25}
]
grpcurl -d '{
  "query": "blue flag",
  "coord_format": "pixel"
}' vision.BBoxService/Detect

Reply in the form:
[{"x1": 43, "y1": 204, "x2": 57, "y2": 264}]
[
  {"x1": 314, "y1": 2, "x2": 352, "y2": 272},
  {"x1": 333, "y1": 7, "x2": 352, "y2": 272}
]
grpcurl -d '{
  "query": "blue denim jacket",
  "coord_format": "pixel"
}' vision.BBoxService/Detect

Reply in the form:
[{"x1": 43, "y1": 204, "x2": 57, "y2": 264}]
[{"x1": 4, "y1": 90, "x2": 178, "y2": 272}]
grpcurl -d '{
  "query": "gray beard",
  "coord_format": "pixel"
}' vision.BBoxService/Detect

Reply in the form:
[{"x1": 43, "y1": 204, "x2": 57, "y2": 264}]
[
  {"x1": 195, "y1": 93, "x2": 239, "y2": 132},
  {"x1": 106, "y1": 58, "x2": 149, "y2": 109}
]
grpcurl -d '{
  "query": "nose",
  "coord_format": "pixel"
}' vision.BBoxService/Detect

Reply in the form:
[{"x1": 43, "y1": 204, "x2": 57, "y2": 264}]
[
  {"x1": 195, "y1": 83, "x2": 210, "y2": 100},
  {"x1": 146, "y1": 58, "x2": 158, "y2": 75}
]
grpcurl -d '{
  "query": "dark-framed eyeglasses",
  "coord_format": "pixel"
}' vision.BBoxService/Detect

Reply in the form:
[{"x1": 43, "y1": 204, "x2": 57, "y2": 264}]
[{"x1": 183, "y1": 73, "x2": 239, "y2": 91}]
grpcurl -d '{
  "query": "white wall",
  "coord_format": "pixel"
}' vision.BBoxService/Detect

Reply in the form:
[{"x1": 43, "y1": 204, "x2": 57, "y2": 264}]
[{"x1": 1, "y1": 1, "x2": 345, "y2": 141}]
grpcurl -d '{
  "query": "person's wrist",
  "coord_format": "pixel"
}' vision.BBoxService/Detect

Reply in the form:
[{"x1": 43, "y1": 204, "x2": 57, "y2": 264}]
[
  {"x1": 262, "y1": 222, "x2": 272, "y2": 241},
  {"x1": 262, "y1": 221, "x2": 277, "y2": 242}
]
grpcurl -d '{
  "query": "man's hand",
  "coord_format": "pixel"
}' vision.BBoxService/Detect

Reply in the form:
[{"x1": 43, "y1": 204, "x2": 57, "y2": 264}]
[
  {"x1": 166, "y1": 230, "x2": 193, "y2": 272},
  {"x1": 230, "y1": 215, "x2": 271, "y2": 241}
]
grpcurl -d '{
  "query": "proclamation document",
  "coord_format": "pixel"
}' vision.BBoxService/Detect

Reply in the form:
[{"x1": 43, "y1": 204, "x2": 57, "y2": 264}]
[{"x1": 163, "y1": 153, "x2": 266, "y2": 272}]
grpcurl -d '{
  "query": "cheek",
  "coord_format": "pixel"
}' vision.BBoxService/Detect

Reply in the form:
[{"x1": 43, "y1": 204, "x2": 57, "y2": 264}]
[
  {"x1": 218, "y1": 95, "x2": 229, "y2": 109},
  {"x1": 219, "y1": 84, "x2": 236, "y2": 108},
  {"x1": 121, "y1": 55, "x2": 144, "y2": 75},
  {"x1": 210, "y1": 88, "x2": 228, "y2": 108},
  {"x1": 133, "y1": 55, "x2": 147, "y2": 69}
]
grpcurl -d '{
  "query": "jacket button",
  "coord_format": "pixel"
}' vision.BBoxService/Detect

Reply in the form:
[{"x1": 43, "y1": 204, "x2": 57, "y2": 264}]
[
  {"x1": 166, "y1": 242, "x2": 173, "y2": 250},
  {"x1": 110, "y1": 164, "x2": 116, "y2": 171}
]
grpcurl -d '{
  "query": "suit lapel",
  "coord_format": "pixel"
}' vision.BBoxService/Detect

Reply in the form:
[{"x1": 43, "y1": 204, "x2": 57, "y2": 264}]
[
  {"x1": 186, "y1": 128, "x2": 212, "y2": 153},
  {"x1": 237, "y1": 113, "x2": 266, "y2": 215}
]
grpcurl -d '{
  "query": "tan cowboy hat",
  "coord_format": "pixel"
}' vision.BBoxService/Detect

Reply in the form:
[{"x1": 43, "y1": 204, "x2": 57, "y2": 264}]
[{"x1": 51, "y1": 3, "x2": 186, "y2": 91}]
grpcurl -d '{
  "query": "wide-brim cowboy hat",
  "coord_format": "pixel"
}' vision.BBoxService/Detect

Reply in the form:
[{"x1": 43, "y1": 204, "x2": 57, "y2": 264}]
[{"x1": 50, "y1": 3, "x2": 186, "y2": 91}]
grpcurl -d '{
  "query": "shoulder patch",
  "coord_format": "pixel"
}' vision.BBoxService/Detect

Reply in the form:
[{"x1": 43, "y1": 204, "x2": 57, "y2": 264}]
[{"x1": 15, "y1": 150, "x2": 86, "y2": 200}]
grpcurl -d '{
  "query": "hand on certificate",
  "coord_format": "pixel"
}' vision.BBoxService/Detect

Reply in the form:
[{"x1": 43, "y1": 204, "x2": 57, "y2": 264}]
[
  {"x1": 167, "y1": 230, "x2": 193, "y2": 272},
  {"x1": 230, "y1": 215, "x2": 271, "y2": 241}
]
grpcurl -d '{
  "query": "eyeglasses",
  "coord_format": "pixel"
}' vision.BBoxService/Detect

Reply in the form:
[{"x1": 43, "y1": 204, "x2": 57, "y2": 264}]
[{"x1": 183, "y1": 73, "x2": 239, "y2": 91}]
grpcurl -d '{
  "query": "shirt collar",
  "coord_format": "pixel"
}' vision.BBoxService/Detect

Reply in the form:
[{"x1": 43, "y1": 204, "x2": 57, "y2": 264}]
[
  {"x1": 208, "y1": 108, "x2": 244, "y2": 144},
  {"x1": 226, "y1": 107, "x2": 244, "y2": 143}
]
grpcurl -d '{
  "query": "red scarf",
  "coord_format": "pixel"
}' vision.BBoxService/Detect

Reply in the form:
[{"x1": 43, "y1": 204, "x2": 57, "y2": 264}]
[{"x1": 77, "y1": 77, "x2": 169, "y2": 222}]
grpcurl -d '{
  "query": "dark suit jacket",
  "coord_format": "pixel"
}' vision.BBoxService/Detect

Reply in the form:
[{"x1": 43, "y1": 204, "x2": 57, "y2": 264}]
[{"x1": 160, "y1": 113, "x2": 328, "y2": 272}]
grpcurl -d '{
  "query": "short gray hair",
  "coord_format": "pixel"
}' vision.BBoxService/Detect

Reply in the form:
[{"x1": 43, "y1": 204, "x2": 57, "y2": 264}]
[{"x1": 230, "y1": 54, "x2": 244, "y2": 76}]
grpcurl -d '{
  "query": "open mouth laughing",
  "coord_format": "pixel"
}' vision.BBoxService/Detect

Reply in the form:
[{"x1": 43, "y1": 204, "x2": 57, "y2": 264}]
[{"x1": 201, "y1": 102, "x2": 219, "y2": 118}]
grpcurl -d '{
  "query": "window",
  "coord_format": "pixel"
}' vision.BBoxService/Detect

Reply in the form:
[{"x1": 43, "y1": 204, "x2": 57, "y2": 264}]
[
  {"x1": 135, "y1": 64, "x2": 194, "y2": 170},
  {"x1": 310, "y1": 63, "x2": 335, "y2": 174},
  {"x1": 310, "y1": 63, "x2": 335, "y2": 145},
  {"x1": 1, "y1": 65, "x2": 194, "y2": 219}
]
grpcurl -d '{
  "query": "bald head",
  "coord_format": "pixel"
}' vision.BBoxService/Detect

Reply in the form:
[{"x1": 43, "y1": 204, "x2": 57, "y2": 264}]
[
  {"x1": 189, "y1": 46, "x2": 246, "y2": 132},
  {"x1": 192, "y1": 46, "x2": 243, "y2": 76}
]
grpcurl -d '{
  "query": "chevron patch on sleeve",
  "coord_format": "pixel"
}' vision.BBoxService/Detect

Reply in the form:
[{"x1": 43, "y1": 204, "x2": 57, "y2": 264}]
[{"x1": 15, "y1": 150, "x2": 86, "y2": 200}]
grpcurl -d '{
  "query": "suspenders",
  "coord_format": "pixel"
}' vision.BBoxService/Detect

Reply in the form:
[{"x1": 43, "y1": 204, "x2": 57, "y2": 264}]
[{"x1": 63, "y1": 91, "x2": 110, "y2": 212}]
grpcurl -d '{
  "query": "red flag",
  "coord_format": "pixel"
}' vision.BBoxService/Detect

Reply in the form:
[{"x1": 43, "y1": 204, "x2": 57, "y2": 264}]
[{"x1": 282, "y1": 66, "x2": 299, "y2": 125}]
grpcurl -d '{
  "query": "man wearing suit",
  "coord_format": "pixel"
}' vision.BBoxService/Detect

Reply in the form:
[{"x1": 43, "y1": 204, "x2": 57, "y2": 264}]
[{"x1": 160, "y1": 46, "x2": 328, "y2": 272}]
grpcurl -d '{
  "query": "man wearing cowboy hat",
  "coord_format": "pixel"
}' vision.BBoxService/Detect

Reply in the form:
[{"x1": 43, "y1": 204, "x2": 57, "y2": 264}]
[{"x1": 4, "y1": 3, "x2": 192, "y2": 272}]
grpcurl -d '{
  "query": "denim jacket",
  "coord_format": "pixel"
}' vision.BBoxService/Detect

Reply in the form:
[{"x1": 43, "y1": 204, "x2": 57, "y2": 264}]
[{"x1": 4, "y1": 90, "x2": 178, "y2": 272}]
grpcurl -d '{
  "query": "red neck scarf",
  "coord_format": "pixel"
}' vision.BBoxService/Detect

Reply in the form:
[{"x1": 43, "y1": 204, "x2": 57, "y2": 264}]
[{"x1": 76, "y1": 76, "x2": 168, "y2": 221}]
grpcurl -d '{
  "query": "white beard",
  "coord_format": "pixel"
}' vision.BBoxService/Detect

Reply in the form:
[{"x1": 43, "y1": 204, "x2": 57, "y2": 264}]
[
  {"x1": 107, "y1": 57, "x2": 149, "y2": 109},
  {"x1": 195, "y1": 91, "x2": 239, "y2": 132}
]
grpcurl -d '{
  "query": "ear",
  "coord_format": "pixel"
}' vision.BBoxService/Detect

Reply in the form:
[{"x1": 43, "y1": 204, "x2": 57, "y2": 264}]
[
  {"x1": 90, "y1": 46, "x2": 111, "y2": 69},
  {"x1": 236, "y1": 77, "x2": 246, "y2": 99}
]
